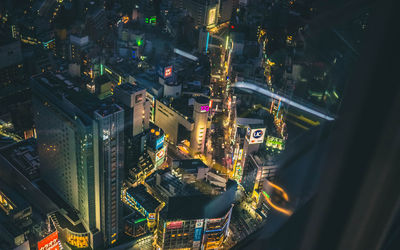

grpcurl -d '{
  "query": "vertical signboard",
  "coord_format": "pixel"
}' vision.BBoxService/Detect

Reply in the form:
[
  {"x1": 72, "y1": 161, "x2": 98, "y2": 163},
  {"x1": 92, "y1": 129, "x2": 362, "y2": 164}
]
[
  {"x1": 164, "y1": 66, "x2": 172, "y2": 78},
  {"x1": 155, "y1": 134, "x2": 165, "y2": 150},
  {"x1": 193, "y1": 219, "x2": 204, "y2": 249}
]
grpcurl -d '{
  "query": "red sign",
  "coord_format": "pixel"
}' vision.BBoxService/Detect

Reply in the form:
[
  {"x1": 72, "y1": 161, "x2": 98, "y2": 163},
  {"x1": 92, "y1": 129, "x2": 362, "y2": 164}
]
[
  {"x1": 164, "y1": 66, "x2": 172, "y2": 78},
  {"x1": 37, "y1": 231, "x2": 59, "y2": 250},
  {"x1": 167, "y1": 221, "x2": 183, "y2": 229}
]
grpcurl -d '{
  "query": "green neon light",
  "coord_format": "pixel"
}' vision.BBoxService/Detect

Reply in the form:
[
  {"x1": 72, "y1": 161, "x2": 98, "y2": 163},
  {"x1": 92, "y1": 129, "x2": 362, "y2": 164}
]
[
  {"x1": 134, "y1": 218, "x2": 146, "y2": 224},
  {"x1": 137, "y1": 40, "x2": 142, "y2": 46},
  {"x1": 262, "y1": 191, "x2": 270, "y2": 200}
]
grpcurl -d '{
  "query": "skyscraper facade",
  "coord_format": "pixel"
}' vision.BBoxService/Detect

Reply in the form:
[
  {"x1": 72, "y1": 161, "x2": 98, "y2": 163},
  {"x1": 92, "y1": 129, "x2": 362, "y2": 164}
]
[
  {"x1": 94, "y1": 104, "x2": 125, "y2": 247},
  {"x1": 184, "y1": 0, "x2": 220, "y2": 28},
  {"x1": 190, "y1": 96, "x2": 210, "y2": 155},
  {"x1": 32, "y1": 74, "x2": 125, "y2": 248}
]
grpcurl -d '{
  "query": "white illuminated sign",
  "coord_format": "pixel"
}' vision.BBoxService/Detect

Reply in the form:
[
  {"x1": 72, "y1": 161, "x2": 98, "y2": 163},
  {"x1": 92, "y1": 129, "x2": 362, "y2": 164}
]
[{"x1": 247, "y1": 128, "x2": 266, "y2": 144}]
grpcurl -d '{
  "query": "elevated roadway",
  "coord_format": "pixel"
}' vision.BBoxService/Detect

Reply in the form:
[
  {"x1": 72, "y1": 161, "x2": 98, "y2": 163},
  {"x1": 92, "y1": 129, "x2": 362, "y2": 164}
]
[{"x1": 232, "y1": 81, "x2": 335, "y2": 121}]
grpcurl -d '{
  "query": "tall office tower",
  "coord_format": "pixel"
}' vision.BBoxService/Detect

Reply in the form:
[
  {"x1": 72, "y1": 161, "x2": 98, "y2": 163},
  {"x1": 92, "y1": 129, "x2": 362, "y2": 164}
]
[
  {"x1": 70, "y1": 34, "x2": 90, "y2": 63},
  {"x1": 32, "y1": 74, "x2": 102, "y2": 248},
  {"x1": 184, "y1": 0, "x2": 220, "y2": 28},
  {"x1": 32, "y1": 74, "x2": 125, "y2": 248},
  {"x1": 114, "y1": 83, "x2": 150, "y2": 136},
  {"x1": 219, "y1": 0, "x2": 234, "y2": 23},
  {"x1": 172, "y1": 0, "x2": 184, "y2": 9},
  {"x1": 94, "y1": 104, "x2": 125, "y2": 247},
  {"x1": 0, "y1": 39, "x2": 24, "y2": 87},
  {"x1": 190, "y1": 97, "x2": 210, "y2": 156}
]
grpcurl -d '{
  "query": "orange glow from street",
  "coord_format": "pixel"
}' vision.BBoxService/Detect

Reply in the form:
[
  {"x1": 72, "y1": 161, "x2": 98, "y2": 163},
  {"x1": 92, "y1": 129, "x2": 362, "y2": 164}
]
[{"x1": 262, "y1": 191, "x2": 293, "y2": 216}]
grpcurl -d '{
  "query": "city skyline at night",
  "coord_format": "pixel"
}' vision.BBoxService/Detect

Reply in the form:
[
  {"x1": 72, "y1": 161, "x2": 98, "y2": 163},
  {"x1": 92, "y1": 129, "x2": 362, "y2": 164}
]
[{"x1": 0, "y1": 0, "x2": 398, "y2": 250}]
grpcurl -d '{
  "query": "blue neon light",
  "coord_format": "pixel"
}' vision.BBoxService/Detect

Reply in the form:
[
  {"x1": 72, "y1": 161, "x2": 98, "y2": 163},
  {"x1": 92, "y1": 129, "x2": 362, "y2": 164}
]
[
  {"x1": 132, "y1": 50, "x2": 136, "y2": 59},
  {"x1": 155, "y1": 135, "x2": 165, "y2": 150},
  {"x1": 205, "y1": 228, "x2": 223, "y2": 233},
  {"x1": 276, "y1": 100, "x2": 281, "y2": 118},
  {"x1": 205, "y1": 32, "x2": 210, "y2": 53},
  {"x1": 194, "y1": 228, "x2": 202, "y2": 241}
]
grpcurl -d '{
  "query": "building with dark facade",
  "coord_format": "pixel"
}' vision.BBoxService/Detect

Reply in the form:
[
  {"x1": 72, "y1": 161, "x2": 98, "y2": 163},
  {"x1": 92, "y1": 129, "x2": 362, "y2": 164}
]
[
  {"x1": 0, "y1": 39, "x2": 24, "y2": 87},
  {"x1": 31, "y1": 73, "x2": 125, "y2": 248},
  {"x1": 156, "y1": 194, "x2": 234, "y2": 250},
  {"x1": 242, "y1": 150, "x2": 278, "y2": 196},
  {"x1": 184, "y1": 0, "x2": 220, "y2": 28}
]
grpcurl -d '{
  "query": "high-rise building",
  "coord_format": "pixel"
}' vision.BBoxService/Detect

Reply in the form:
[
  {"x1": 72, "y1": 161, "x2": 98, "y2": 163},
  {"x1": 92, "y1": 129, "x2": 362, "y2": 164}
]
[
  {"x1": 32, "y1": 73, "x2": 125, "y2": 248},
  {"x1": 0, "y1": 39, "x2": 24, "y2": 87},
  {"x1": 70, "y1": 34, "x2": 90, "y2": 63},
  {"x1": 184, "y1": 0, "x2": 220, "y2": 28},
  {"x1": 114, "y1": 83, "x2": 150, "y2": 137},
  {"x1": 242, "y1": 151, "x2": 277, "y2": 195},
  {"x1": 219, "y1": 0, "x2": 234, "y2": 23},
  {"x1": 190, "y1": 96, "x2": 210, "y2": 155},
  {"x1": 94, "y1": 104, "x2": 124, "y2": 247}
]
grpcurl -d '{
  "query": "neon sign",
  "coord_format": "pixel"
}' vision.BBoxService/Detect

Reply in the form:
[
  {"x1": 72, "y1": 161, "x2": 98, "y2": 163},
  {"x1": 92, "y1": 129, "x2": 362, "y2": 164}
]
[
  {"x1": 200, "y1": 105, "x2": 210, "y2": 112},
  {"x1": 167, "y1": 221, "x2": 183, "y2": 229},
  {"x1": 164, "y1": 66, "x2": 172, "y2": 78}
]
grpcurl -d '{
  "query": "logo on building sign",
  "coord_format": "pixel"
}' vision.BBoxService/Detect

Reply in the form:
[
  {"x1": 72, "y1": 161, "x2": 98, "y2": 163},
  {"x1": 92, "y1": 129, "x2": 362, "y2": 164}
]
[
  {"x1": 248, "y1": 128, "x2": 266, "y2": 144},
  {"x1": 164, "y1": 66, "x2": 172, "y2": 78},
  {"x1": 195, "y1": 219, "x2": 204, "y2": 228},
  {"x1": 156, "y1": 149, "x2": 165, "y2": 159},
  {"x1": 167, "y1": 221, "x2": 183, "y2": 229},
  {"x1": 253, "y1": 130, "x2": 264, "y2": 139},
  {"x1": 37, "y1": 231, "x2": 59, "y2": 250},
  {"x1": 155, "y1": 146, "x2": 167, "y2": 163},
  {"x1": 200, "y1": 105, "x2": 210, "y2": 112}
]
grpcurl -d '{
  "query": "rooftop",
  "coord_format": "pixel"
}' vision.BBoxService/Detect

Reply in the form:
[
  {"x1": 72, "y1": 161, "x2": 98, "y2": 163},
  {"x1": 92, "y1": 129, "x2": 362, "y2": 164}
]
[
  {"x1": 177, "y1": 159, "x2": 208, "y2": 171},
  {"x1": 51, "y1": 211, "x2": 87, "y2": 234},
  {"x1": 126, "y1": 185, "x2": 160, "y2": 213},
  {"x1": 116, "y1": 82, "x2": 145, "y2": 93},
  {"x1": 94, "y1": 103, "x2": 123, "y2": 117},
  {"x1": 32, "y1": 73, "x2": 110, "y2": 125}
]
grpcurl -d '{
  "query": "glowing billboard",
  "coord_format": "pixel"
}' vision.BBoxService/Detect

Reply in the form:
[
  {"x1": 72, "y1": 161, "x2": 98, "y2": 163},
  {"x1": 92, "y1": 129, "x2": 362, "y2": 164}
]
[
  {"x1": 208, "y1": 8, "x2": 216, "y2": 26},
  {"x1": 155, "y1": 134, "x2": 165, "y2": 150},
  {"x1": 266, "y1": 136, "x2": 285, "y2": 151},
  {"x1": 167, "y1": 221, "x2": 183, "y2": 229},
  {"x1": 155, "y1": 146, "x2": 166, "y2": 163},
  {"x1": 200, "y1": 105, "x2": 210, "y2": 112},
  {"x1": 37, "y1": 231, "x2": 59, "y2": 250},
  {"x1": 164, "y1": 66, "x2": 172, "y2": 78},
  {"x1": 149, "y1": 213, "x2": 156, "y2": 220},
  {"x1": 247, "y1": 128, "x2": 266, "y2": 144}
]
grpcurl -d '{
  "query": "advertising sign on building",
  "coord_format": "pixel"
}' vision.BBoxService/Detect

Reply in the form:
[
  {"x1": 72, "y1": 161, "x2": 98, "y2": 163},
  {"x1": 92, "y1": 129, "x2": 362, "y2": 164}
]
[
  {"x1": 155, "y1": 134, "x2": 165, "y2": 150},
  {"x1": 155, "y1": 146, "x2": 166, "y2": 163},
  {"x1": 194, "y1": 227, "x2": 203, "y2": 241},
  {"x1": 193, "y1": 219, "x2": 204, "y2": 248},
  {"x1": 266, "y1": 135, "x2": 285, "y2": 151},
  {"x1": 208, "y1": 8, "x2": 216, "y2": 25},
  {"x1": 247, "y1": 128, "x2": 266, "y2": 144},
  {"x1": 37, "y1": 231, "x2": 59, "y2": 250},
  {"x1": 167, "y1": 221, "x2": 183, "y2": 229},
  {"x1": 195, "y1": 219, "x2": 204, "y2": 228},
  {"x1": 200, "y1": 105, "x2": 210, "y2": 112},
  {"x1": 164, "y1": 66, "x2": 172, "y2": 78}
]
